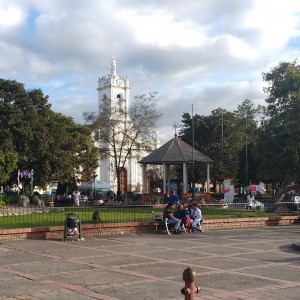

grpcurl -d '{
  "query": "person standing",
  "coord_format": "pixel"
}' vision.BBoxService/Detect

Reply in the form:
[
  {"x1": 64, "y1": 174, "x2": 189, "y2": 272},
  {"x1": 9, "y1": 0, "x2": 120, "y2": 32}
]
[
  {"x1": 246, "y1": 191, "x2": 255, "y2": 210},
  {"x1": 73, "y1": 189, "x2": 80, "y2": 207},
  {"x1": 169, "y1": 190, "x2": 179, "y2": 205}
]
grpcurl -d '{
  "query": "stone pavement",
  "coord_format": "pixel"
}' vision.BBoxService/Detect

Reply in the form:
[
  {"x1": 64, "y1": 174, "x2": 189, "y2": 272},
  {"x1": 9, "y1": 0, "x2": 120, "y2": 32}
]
[{"x1": 0, "y1": 226, "x2": 300, "y2": 300}]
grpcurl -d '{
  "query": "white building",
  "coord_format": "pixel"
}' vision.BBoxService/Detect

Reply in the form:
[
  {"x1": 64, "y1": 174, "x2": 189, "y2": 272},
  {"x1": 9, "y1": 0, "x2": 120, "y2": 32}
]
[{"x1": 96, "y1": 58, "x2": 160, "y2": 194}]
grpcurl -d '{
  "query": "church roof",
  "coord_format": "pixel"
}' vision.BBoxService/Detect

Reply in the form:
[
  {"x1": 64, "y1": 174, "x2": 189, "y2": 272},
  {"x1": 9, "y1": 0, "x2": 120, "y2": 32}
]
[{"x1": 139, "y1": 135, "x2": 213, "y2": 164}]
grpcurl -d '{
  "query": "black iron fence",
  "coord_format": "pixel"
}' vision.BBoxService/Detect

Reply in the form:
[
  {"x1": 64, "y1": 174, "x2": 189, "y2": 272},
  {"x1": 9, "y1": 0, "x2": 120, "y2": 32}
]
[{"x1": 0, "y1": 202, "x2": 299, "y2": 230}]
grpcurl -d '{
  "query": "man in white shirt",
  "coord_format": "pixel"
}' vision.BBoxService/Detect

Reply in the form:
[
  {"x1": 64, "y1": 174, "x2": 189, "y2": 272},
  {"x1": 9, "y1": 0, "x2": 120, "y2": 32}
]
[{"x1": 73, "y1": 189, "x2": 80, "y2": 207}]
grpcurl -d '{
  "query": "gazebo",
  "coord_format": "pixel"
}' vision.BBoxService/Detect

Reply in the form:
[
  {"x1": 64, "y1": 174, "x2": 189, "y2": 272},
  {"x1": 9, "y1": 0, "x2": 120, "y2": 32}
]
[{"x1": 139, "y1": 134, "x2": 213, "y2": 194}]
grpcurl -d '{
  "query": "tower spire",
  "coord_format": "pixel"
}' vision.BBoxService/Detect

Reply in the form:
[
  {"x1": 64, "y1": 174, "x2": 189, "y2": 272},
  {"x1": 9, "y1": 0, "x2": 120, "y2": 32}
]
[{"x1": 111, "y1": 57, "x2": 116, "y2": 76}]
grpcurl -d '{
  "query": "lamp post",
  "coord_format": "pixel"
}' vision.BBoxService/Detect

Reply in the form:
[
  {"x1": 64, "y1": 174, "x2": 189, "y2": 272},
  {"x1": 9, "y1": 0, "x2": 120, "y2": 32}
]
[
  {"x1": 92, "y1": 171, "x2": 97, "y2": 199},
  {"x1": 245, "y1": 115, "x2": 248, "y2": 186},
  {"x1": 192, "y1": 104, "x2": 195, "y2": 200},
  {"x1": 221, "y1": 113, "x2": 224, "y2": 183}
]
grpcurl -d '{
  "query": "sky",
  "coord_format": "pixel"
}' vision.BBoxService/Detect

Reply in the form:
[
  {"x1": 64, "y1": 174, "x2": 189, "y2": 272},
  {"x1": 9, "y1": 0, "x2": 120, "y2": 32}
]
[{"x1": 1, "y1": 0, "x2": 300, "y2": 143}]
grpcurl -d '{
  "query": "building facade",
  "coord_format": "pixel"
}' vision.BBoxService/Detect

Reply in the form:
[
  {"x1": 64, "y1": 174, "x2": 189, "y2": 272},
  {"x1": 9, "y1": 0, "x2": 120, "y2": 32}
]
[{"x1": 96, "y1": 58, "x2": 159, "y2": 194}]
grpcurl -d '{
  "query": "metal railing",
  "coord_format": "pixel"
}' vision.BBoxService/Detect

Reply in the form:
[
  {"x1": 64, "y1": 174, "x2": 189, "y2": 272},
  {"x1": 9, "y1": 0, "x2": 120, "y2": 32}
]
[{"x1": 0, "y1": 202, "x2": 299, "y2": 230}]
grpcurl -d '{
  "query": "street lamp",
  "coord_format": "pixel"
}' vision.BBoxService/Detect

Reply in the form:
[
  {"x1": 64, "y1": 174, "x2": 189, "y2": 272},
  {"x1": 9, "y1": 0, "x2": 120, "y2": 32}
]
[
  {"x1": 221, "y1": 113, "x2": 224, "y2": 182},
  {"x1": 245, "y1": 115, "x2": 248, "y2": 186},
  {"x1": 92, "y1": 171, "x2": 97, "y2": 199},
  {"x1": 192, "y1": 104, "x2": 195, "y2": 200}
]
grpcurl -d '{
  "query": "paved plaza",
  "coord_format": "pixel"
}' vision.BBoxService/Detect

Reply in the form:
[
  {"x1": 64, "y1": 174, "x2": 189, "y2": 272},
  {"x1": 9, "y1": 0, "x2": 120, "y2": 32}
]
[{"x1": 0, "y1": 226, "x2": 300, "y2": 300}]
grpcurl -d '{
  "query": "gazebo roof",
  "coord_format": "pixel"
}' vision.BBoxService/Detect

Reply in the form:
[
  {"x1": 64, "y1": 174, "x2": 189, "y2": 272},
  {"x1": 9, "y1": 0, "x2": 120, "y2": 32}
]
[{"x1": 139, "y1": 135, "x2": 213, "y2": 165}]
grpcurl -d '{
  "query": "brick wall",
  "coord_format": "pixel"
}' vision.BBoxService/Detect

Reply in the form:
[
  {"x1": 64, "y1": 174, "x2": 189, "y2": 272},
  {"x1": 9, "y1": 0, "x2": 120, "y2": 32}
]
[{"x1": 0, "y1": 216, "x2": 299, "y2": 240}]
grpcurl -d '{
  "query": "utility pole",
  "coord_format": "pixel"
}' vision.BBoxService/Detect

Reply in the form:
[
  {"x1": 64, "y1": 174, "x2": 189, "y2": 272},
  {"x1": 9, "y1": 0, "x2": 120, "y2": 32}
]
[
  {"x1": 192, "y1": 104, "x2": 195, "y2": 201},
  {"x1": 221, "y1": 112, "x2": 224, "y2": 182},
  {"x1": 245, "y1": 115, "x2": 248, "y2": 186}
]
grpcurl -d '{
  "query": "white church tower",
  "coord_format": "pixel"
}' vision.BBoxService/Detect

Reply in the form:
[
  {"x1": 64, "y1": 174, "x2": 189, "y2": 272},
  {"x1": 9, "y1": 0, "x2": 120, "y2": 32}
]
[{"x1": 96, "y1": 58, "x2": 152, "y2": 194}]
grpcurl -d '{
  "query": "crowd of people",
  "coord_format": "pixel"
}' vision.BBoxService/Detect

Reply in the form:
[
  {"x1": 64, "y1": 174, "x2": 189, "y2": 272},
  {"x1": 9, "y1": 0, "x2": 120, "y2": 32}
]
[
  {"x1": 54, "y1": 189, "x2": 91, "y2": 207},
  {"x1": 162, "y1": 199, "x2": 204, "y2": 234}
]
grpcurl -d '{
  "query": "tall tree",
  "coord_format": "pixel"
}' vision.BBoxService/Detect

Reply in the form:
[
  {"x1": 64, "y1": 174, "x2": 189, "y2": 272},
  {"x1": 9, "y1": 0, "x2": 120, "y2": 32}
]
[
  {"x1": 84, "y1": 93, "x2": 162, "y2": 192},
  {"x1": 180, "y1": 100, "x2": 262, "y2": 191},
  {"x1": 180, "y1": 108, "x2": 244, "y2": 190},
  {"x1": 234, "y1": 99, "x2": 263, "y2": 186},
  {"x1": 256, "y1": 61, "x2": 300, "y2": 199},
  {"x1": 0, "y1": 79, "x2": 99, "y2": 191}
]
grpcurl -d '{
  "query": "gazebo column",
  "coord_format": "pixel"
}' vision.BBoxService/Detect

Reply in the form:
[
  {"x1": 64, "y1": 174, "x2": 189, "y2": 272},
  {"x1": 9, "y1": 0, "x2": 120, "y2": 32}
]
[
  {"x1": 206, "y1": 163, "x2": 210, "y2": 193},
  {"x1": 141, "y1": 164, "x2": 147, "y2": 193},
  {"x1": 163, "y1": 163, "x2": 167, "y2": 194},
  {"x1": 166, "y1": 165, "x2": 170, "y2": 192},
  {"x1": 182, "y1": 162, "x2": 187, "y2": 194}
]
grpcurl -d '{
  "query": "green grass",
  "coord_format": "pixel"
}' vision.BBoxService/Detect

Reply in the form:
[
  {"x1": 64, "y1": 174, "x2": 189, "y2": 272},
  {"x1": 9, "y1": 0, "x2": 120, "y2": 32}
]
[
  {"x1": 0, "y1": 206, "x2": 298, "y2": 230},
  {"x1": 0, "y1": 207, "x2": 156, "y2": 229}
]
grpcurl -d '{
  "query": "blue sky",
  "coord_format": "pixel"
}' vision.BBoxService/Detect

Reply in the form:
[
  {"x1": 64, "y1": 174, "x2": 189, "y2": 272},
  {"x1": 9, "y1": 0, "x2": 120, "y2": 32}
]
[{"x1": 1, "y1": 0, "x2": 300, "y2": 143}]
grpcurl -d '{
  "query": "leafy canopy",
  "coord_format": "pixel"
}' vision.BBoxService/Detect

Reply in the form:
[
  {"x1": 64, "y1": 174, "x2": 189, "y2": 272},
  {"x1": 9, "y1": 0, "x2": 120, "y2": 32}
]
[{"x1": 0, "y1": 79, "x2": 99, "y2": 189}]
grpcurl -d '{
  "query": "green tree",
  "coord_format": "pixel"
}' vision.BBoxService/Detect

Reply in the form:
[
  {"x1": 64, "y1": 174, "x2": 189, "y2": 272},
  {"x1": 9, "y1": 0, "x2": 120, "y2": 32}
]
[
  {"x1": 0, "y1": 151, "x2": 18, "y2": 186},
  {"x1": 256, "y1": 60, "x2": 300, "y2": 199},
  {"x1": 234, "y1": 99, "x2": 263, "y2": 186},
  {"x1": 180, "y1": 108, "x2": 243, "y2": 190},
  {"x1": 0, "y1": 79, "x2": 99, "y2": 191},
  {"x1": 180, "y1": 100, "x2": 262, "y2": 191}
]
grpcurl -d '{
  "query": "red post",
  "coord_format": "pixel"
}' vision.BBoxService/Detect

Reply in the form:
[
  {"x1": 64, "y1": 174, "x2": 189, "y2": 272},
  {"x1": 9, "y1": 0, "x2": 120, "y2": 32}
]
[{"x1": 181, "y1": 267, "x2": 200, "y2": 300}]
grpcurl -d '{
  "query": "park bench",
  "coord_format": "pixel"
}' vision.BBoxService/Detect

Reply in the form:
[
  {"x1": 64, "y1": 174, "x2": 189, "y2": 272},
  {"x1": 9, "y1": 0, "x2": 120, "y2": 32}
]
[{"x1": 153, "y1": 213, "x2": 186, "y2": 235}]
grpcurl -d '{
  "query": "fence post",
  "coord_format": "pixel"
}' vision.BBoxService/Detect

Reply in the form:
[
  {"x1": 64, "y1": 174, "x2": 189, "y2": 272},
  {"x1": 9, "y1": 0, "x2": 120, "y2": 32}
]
[{"x1": 181, "y1": 267, "x2": 200, "y2": 300}]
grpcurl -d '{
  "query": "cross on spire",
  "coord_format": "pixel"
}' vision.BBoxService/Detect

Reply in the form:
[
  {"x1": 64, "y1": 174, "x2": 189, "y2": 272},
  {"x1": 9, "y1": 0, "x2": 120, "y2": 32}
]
[{"x1": 172, "y1": 121, "x2": 180, "y2": 137}]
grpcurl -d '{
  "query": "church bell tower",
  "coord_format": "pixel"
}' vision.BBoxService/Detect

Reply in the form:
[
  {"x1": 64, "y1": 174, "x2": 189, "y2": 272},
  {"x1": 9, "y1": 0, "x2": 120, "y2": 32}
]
[
  {"x1": 97, "y1": 57, "x2": 130, "y2": 117},
  {"x1": 96, "y1": 58, "x2": 134, "y2": 193}
]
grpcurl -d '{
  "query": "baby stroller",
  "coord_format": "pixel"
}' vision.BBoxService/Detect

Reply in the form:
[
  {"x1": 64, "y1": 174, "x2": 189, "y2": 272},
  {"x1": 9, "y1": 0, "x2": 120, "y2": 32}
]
[{"x1": 64, "y1": 213, "x2": 82, "y2": 241}]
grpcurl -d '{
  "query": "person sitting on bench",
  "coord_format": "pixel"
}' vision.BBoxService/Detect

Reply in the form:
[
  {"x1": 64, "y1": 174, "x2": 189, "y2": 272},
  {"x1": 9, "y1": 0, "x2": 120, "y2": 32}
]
[
  {"x1": 163, "y1": 202, "x2": 181, "y2": 234},
  {"x1": 174, "y1": 204, "x2": 191, "y2": 232},
  {"x1": 190, "y1": 202, "x2": 204, "y2": 232}
]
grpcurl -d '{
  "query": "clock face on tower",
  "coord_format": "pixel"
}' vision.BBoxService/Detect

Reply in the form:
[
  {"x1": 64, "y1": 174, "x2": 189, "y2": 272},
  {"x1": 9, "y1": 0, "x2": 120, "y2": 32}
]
[{"x1": 116, "y1": 78, "x2": 123, "y2": 86}]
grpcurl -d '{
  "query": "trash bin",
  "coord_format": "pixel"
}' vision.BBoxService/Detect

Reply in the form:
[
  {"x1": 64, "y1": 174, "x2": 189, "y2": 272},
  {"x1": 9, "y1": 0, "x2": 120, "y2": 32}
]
[{"x1": 64, "y1": 213, "x2": 82, "y2": 241}]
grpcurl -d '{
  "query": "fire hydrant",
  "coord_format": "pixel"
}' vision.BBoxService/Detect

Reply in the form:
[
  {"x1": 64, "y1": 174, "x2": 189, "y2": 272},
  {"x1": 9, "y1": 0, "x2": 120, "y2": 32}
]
[{"x1": 181, "y1": 267, "x2": 200, "y2": 300}]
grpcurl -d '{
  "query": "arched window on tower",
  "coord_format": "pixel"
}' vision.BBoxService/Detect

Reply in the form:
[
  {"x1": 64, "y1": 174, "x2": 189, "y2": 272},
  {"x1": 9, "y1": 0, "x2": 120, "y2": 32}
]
[
  {"x1": 102, "y1": 94, "x2": 107, "y2": 105},
  {"x1": 117, "y1": 94, "x2": 125, "y2": 112}
]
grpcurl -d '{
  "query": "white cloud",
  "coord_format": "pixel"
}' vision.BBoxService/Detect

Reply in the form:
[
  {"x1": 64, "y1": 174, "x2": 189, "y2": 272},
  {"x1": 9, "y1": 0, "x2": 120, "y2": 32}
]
[
  {"x1": 0, "y1": 4, "x2": 24, "y2": 27},
  {"x1": 1, "y1": 0, "x2": 300, "y2": 144},
  {"x1": 223, "y1": 35, "x2": 258, "y2": 60},
  {"x1": 117, "y1": 9, "x2": 207, "y2": 48},
  {"x1": 244, "y1": 0, "x2": 300, "y2": 50}
]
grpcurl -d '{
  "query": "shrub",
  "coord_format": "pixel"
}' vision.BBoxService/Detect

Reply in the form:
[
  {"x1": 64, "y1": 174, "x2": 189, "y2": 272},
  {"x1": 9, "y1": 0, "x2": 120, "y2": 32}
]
[{"x1": 1, "y1": 193, "x2": 19, "y2": 205}]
